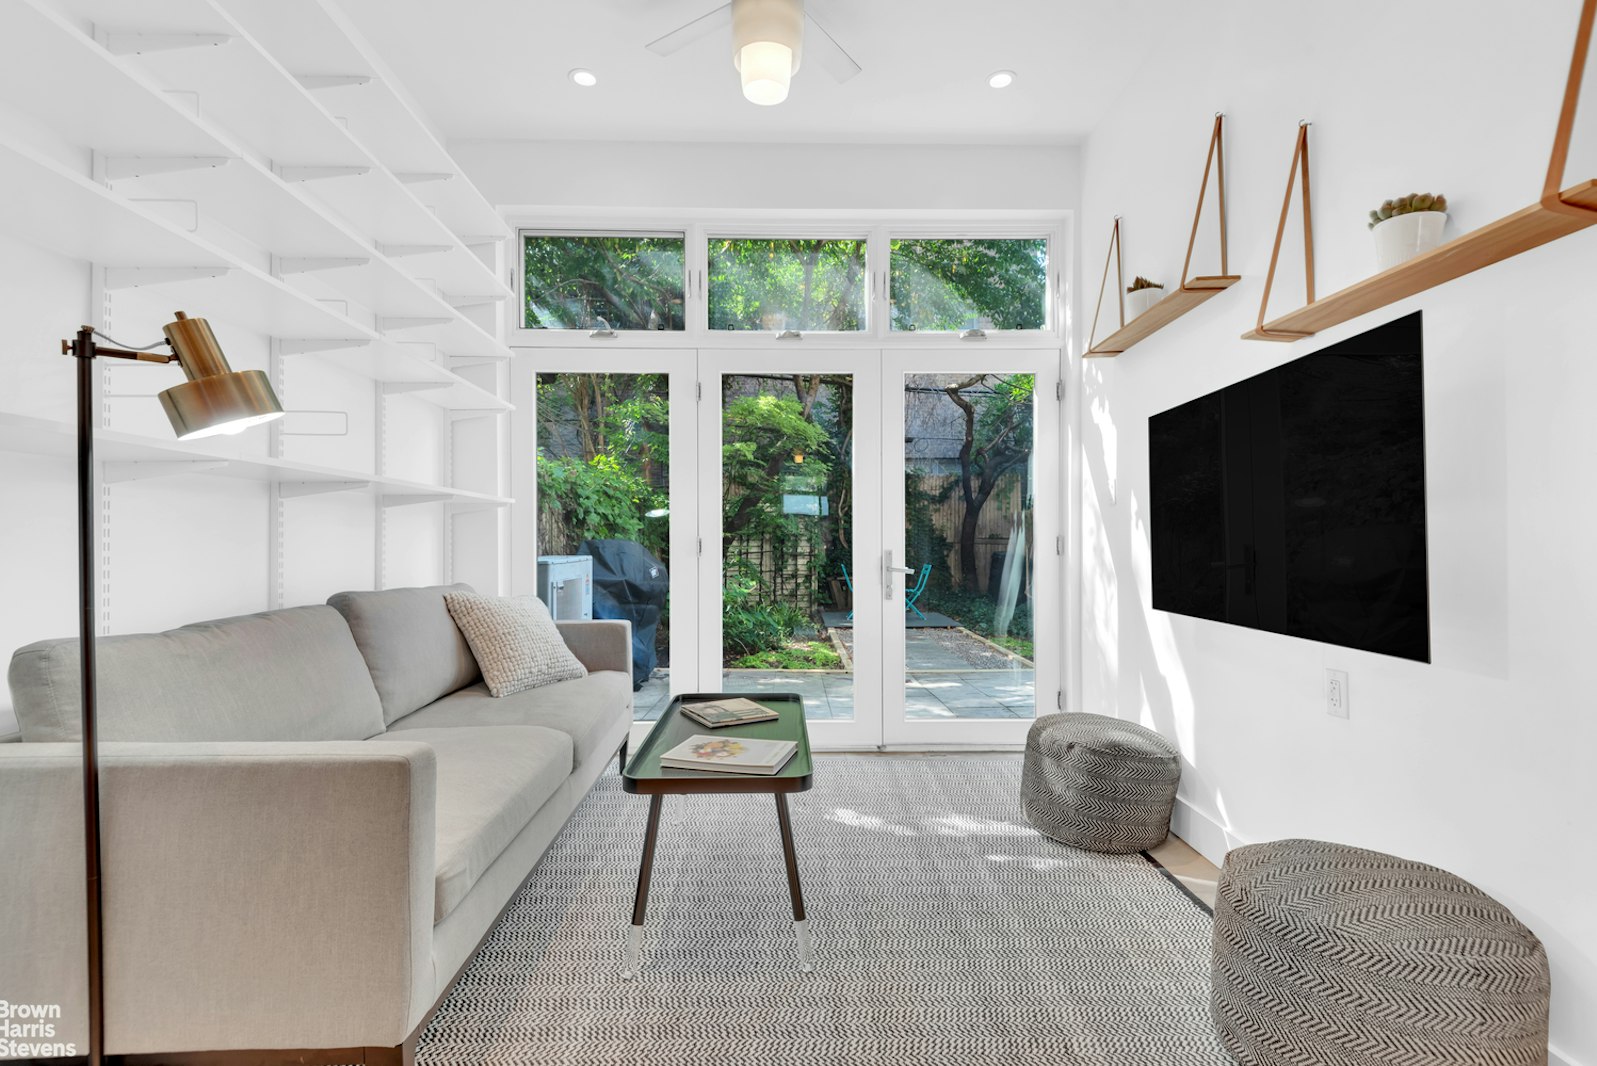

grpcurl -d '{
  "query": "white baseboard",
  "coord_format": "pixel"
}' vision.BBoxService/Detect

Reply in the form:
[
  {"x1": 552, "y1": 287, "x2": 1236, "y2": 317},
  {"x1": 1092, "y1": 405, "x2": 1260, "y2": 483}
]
[
  {"x1": 1170, "y1": 795, "x2": 1242, "y2": 867},
  {"x1": 1550, "y1": 1042, "x2": 1581, "y2": 1066}
]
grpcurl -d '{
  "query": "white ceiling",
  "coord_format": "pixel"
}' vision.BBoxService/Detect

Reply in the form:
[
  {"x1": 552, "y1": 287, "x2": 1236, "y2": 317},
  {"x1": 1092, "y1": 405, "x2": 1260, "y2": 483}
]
[{"x1": 330, "y1": 0, "x2": 1167, "y2": 146}]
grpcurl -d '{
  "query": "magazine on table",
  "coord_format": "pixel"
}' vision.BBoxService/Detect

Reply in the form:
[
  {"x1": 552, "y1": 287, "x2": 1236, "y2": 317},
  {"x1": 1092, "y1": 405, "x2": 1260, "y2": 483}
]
[
  {"x1": 680, "y1": 697, "x2": 780, "y2": 728},
  {"x1": 658, "y1": 734, "x2": 798, "y2": 775}
]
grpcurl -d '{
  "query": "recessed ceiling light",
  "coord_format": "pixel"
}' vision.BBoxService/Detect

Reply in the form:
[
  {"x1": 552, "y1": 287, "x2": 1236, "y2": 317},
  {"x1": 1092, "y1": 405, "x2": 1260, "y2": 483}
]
[
  {"x1": 988, "y1": 70, "x2": 1016, "y2": 89},
  {"x1": 569, "y1": 68, "x2": 598, "y2": 87}
]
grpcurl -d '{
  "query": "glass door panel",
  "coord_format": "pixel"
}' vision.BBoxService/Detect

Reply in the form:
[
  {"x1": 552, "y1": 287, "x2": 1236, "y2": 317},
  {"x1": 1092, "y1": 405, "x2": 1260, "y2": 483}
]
[
  {"x1": 527, "y1": 351, "x2": 698, "y2": 725},
  {"x1": 881, "y1": 352, "x2": 1060, "y2": 746},
  {"x1": 700, "y1": 352, "x2": 882, "y2": 748}
]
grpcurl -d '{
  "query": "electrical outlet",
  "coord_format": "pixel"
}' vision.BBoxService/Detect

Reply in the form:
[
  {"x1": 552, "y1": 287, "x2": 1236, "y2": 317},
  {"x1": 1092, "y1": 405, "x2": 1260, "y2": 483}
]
[{"x1": 1326, "y1": 669, "x2": 1349, "y2": 718}]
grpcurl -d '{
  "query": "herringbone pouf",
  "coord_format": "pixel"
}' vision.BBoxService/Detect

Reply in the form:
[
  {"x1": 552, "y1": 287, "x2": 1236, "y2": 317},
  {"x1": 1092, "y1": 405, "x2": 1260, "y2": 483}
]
[
  {"x1": 1211, "y1": 839, "x2": 1551, "y2": 1066},
  {"x1": 1021, "y1": 712, "x2": 1180, "y2": 854}
]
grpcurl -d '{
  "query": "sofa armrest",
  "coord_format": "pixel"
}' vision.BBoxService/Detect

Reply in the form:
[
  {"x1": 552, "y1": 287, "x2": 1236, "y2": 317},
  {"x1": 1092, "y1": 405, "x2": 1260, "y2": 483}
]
[
  {"x1": 0, "y1": 740, "x2": 437, "y2": 1055},
  {"x1": 557, "y1": 619, "x2": 632, "y2": 677}
]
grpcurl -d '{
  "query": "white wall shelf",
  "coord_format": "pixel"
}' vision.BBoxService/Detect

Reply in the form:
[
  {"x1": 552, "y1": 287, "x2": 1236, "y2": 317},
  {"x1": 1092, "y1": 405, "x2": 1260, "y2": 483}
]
[
  {"x1": 0, "y1": 413, "x2": 511, "y2": 507},
  {"x1": 219, "y1": 0, "x2": 511, "y2": 242},
  {"x1": 0, "y1": 138, "x2": 378, "y2": 342},
  {"x1": 19, "y1": 0, "x2": 510, "y2": 304}
]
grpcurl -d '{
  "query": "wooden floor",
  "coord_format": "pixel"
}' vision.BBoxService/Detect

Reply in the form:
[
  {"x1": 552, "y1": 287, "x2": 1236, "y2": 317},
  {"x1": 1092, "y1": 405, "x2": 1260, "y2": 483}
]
[{"x1": 1149, "y1": 834, "x2": 1220, "y2": 907}]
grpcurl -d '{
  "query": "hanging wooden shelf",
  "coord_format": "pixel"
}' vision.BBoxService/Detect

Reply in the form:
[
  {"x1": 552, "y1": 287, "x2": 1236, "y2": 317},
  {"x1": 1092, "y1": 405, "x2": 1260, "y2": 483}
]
[
  {"x1": 1086, "y1": 114, "x2": 1241, "y2": 357},
  {"x1": 1244, "y1": 0, "x2": 1597, "y2": 342}
]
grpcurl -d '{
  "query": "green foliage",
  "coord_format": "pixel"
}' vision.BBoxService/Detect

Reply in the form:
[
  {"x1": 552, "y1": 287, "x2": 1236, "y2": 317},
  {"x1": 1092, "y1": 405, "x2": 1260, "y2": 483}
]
[
  {"x1": 1368, "y1": 192, "x2": 1448, "y2": 229},
  {"x1": 722, "y1": 563, "x2": 808, "y2": 657},
  {"x1": 728, "y1": 641, "x2": 843, "y2": 670},
  {"x1": 536, "y1": 454, "x2": 657, "y2": 544},
  {"x1": 708, "y1": 239, "x2": 867, "y2": 331},
  {"x1": 1127, "y1": 275, "x2": 1164, "y2": 292},
  {"x1": 925, "y1": 588, "x2": 1034, "y2": 643},
  {"x1": 524, "y1": 235, "x2": 685, "y2": 330},
  {"x1": 890, "y1": 238, "x2": 1048, "y2": 331}
]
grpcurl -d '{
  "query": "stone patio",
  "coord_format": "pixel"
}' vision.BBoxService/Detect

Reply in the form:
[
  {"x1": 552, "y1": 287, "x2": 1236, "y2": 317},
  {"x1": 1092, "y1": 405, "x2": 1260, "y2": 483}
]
[{"x1": 633, "y1": 628, "x2": 1036, "y2": 722}]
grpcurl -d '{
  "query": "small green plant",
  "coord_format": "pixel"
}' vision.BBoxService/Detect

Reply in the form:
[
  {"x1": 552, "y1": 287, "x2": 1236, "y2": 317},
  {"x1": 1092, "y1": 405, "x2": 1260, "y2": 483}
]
[
  {"x1": 1368, "y1": 192, "x2": 1448, "y2": 229},
  {"x1": 1127, "y1": 276, "x2": 1164, "y2": 293},
  {"x1": 728, "y1": 640, "x2": 843, "y2": 671}
]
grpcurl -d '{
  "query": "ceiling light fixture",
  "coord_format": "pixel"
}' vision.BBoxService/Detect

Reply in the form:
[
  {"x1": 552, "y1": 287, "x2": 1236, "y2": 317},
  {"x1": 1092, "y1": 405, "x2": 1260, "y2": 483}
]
[
  {"x1": 988, "y1": 70, "x2": 1016, "y2": 89},
  {"x1": 569, "y1": 68, "x2": 598, "y2": 87},
  {"x1": 733, "y1": 0, "x2": 803, "y2": 106}
]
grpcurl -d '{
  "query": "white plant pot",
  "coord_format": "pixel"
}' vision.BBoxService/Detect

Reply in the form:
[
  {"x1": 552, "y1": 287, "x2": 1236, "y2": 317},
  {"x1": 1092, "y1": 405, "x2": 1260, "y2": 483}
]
[
  {"x1": 1125, "y1": 287, "x2": 1164, "y2": 320},
  {"x1": 1372, "y1": 211, "x2": 1448, "y2": 271}
]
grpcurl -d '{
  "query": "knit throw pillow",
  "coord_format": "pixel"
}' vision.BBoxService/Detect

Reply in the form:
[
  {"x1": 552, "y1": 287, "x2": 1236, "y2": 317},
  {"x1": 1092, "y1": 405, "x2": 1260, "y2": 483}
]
[{"x1": 443, "y1": 592, "x2": 587, "y2": 697}]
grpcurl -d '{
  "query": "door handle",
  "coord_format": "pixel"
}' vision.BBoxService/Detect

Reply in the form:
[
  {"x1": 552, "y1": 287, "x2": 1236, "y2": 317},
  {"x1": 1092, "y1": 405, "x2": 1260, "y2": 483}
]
[{"x1": 884, "y1": 549, "x2": 914, "y2": 599}]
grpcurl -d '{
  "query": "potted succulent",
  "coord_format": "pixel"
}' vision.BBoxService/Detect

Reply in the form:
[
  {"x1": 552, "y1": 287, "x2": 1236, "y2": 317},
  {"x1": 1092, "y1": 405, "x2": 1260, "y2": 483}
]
[
  {"x1": 1369, "y1": 193, "x2": 1449, "y2": 271},
  {"x1": 1125, "y1": 276, "x2": 1164, "y2": 320}
]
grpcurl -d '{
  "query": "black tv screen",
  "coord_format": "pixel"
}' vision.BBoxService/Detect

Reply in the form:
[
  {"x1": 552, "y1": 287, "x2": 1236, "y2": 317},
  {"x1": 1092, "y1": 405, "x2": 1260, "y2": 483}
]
[{"x1": 1149, "y1": 312, "x2": 1430, "y2": 662}]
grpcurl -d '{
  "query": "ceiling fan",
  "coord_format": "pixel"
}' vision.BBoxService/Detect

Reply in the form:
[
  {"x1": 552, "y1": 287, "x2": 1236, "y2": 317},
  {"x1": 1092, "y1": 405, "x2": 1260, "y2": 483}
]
[{"x1": 645, "y1": 0, "x2": 862, "y2": 106}]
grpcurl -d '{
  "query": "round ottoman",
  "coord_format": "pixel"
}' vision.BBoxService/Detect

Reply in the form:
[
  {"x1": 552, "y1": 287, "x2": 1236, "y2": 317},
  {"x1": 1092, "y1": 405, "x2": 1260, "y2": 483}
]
[
  {"x1": 1212, "y1": 839, "x2": 1550, "y2": 1066},
  {"x1": 1021, "y1": 712, "x2": 1180, "y2": 853}
]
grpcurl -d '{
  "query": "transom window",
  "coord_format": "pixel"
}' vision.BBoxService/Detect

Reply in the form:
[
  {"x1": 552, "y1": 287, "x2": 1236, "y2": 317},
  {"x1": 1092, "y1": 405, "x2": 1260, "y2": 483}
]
[{"x1": 519, "y1": 225, "x2": 1059, "y2": 338}]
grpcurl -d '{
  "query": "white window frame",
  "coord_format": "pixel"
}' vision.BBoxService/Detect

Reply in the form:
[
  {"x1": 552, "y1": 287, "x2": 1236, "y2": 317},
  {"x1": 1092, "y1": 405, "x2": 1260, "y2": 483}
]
[{"x1": 509, "y1": 210, "x2": 1072, "y2": 351}]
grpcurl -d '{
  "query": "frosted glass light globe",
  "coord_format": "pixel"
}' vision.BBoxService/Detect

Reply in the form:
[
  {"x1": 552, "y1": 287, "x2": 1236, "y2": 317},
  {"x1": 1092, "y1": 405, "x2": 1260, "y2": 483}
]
[{"x1": 740, "y1": 41, "x2": 793, "y2": 105}]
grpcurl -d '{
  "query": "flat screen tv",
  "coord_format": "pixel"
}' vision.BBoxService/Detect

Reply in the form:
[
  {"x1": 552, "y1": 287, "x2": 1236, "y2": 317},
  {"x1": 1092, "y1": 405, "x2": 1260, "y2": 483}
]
[{"x1": 1149, "y1": 311, "x2": 1430, "y2": 662}]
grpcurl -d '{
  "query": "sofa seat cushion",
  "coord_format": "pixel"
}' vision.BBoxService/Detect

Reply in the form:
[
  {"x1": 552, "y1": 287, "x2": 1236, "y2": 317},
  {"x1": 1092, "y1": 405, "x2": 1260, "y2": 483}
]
[
  {"x1": 370, "y1": 725, "x2": 572, "y2": 922},
  {"x1": 7, "y1": 606, "x2": 385, "y2": 743},
  {"x1": 386, "y1": 672, "x2": 631, "y2": 773},
  {"x1": 328, "y1": 585, "x2": 482, "y2": 725}
]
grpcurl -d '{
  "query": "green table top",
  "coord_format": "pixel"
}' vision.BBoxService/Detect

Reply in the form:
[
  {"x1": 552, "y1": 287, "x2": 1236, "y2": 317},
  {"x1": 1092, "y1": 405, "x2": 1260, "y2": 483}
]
[{"x1": 622, "y1": 692, "x2": 814, "y2": 794}]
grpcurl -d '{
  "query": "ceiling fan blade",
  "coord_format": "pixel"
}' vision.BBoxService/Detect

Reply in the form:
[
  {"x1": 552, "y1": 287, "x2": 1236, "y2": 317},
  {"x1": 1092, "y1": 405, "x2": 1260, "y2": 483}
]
[
  {"x1": 804, "y1": 11, "x2": 862, "y2": 83},
  {"x1": 645, "y1": 3, "x2": 733, "y2": 57}
]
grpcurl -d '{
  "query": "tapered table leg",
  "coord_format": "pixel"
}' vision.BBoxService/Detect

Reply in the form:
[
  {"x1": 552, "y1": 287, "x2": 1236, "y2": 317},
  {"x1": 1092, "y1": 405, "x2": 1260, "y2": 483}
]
[
  {"x1": 624, "y1": 794, "x2": 663, "y2": 979},
  {"x1": 774, "y1": 793, "x2": 814, "y2": 972}
]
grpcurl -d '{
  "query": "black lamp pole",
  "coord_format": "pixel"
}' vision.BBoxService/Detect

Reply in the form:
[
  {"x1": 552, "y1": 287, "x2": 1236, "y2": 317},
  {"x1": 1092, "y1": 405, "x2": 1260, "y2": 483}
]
[{"x1": 70, "y1": 326, "x2": 106, "y2": 1066}]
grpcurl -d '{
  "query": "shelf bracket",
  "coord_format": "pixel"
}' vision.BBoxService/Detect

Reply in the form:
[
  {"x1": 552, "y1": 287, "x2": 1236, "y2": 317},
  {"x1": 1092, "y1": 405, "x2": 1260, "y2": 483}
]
[
  {"x1": 382, "y1": 381, "x2": 450, "y2": 396},
  {"x1": 381, "y1": 493, "x2": 452, "y2": 507},
  {"x1": 378, "y1": 243, "x2": 450, "y2": 258},
  {"x1": 296, "y1": 74, "x2": 373, "y2": 91},
  {"x1": 442, "y1": 293, "x2": 507, "y2": 309},
  {"x1": 1542, "y1": 0, "x2": 1597, "y2": 220},
  {"x1": 379, "y1": 316, "x2": 452, "y2": 331},
  {"x1": 275, "y1": 337, "x2": 372, "y2": 356},
  {"x1": 1248, "y1": 122, "x2": 1317, "y2": 342},
  {"x1": 103, "y1": 460, "x2": 229, "y2": 484},
  {"x1": 273, "y1": 256, "x2": 370, "y2": 276},
  {"x1": 1179, "y1": 113, "x2": 1238, "y2": 292},
  {"x1": 1084, "y1": 217, "x2": 1125, "y2": 354},
  {"x1": 104, "y1": 266, "x2": 228, "y2": 290},
  {"x1": 278, "y1": 480, "x2": 370, "y2": 499},
  {"x1": 397, "y1": 172, "x2": 453, "y2": 185},
  {"x1": 276, "y1": 165, "x2": 370, "y2": 183},
  {"x1": 103, "y1": 156, "x2": 231, "y2": 181},
  {"x1": 105, "y1": 32, "x2": 232, "y2": 56}
]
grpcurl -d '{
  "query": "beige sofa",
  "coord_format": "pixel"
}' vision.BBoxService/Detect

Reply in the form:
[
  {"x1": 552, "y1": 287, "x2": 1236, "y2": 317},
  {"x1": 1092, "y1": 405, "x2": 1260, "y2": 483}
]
[{"x1": 0, "y1": 583, "x2": 632, "y2": 1064}]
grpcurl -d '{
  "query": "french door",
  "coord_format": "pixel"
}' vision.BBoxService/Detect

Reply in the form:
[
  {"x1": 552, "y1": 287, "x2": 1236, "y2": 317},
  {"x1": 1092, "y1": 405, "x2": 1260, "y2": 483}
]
[
  {"x1": 527, "y1": 348, "x2": 1060, "y2": 749},
  {"x1": 879, "y1": 350, "x2": 1061, "y2": 746}
]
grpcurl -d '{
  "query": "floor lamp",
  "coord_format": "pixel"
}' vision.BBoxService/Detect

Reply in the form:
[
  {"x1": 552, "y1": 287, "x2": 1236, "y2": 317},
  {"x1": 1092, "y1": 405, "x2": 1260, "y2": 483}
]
[{"x1": 63, "y1": 312, "x2": 283, "y2": 1066}]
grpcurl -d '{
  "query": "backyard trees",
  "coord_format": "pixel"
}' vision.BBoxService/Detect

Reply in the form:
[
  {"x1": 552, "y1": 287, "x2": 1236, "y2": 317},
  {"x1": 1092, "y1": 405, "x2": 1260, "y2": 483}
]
[{"x1": 944, "y1": 373, "x2": 1035, "y2": 594}]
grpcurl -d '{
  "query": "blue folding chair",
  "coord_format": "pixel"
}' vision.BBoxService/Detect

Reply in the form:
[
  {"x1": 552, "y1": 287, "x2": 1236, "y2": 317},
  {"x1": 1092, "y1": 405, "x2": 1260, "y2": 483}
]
[
  {"x1": 904, "y1": 564, "x2": 933, "y2": 620},
  {"x1": 841, "y1": 563, "x2": 854, "y2": 621}
]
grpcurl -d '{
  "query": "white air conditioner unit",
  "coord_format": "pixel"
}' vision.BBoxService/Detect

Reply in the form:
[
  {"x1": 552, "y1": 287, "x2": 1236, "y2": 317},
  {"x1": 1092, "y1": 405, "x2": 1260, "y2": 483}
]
[{"x1": 536, "y1": 555, "x2": 593, "y2": 621}]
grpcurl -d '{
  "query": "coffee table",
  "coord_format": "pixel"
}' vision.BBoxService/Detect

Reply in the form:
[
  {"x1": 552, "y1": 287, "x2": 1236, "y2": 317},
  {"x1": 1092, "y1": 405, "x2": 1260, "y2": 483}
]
[{"x1": 620, "y1": 691, "x2": 815, "y2": 978}]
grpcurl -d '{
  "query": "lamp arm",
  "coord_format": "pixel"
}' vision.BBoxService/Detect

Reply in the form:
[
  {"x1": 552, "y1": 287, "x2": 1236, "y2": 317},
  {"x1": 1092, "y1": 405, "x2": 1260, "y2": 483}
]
[{"x1": 60, "y1": 330, "x2": 177, "y2": 364}]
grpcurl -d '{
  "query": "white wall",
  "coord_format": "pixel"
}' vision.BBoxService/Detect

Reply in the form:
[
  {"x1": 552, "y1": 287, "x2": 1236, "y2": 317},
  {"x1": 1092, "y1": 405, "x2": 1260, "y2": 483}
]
[
  {"x1": 1076, "y1": 2, "x2": 1597, "y2": 1062},
  {"x1": 454, "y1": 139, "x2": 1080, "y2": 214}
]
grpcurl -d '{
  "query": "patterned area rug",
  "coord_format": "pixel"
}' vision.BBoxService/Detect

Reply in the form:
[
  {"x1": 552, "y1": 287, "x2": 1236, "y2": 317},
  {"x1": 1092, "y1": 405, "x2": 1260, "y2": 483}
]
[{"x1": 418, "y1": 754, "x2": 1229, "y2": 1065}]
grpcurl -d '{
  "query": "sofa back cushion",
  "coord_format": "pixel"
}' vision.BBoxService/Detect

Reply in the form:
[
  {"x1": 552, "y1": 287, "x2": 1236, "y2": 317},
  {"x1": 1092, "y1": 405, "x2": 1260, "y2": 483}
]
[
  {"x1": 7, "y1": 605, "x2": 385, "y2": 743},
  {"x1": 327, "y1": 584, "x2": 482, "y2": 724}
]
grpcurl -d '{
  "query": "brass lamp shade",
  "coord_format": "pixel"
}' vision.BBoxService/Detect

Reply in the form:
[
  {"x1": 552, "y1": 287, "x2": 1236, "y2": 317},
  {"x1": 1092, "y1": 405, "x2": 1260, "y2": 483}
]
[{"x1": 156, "y1": 312, "x2": 283, "y2": 439}]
